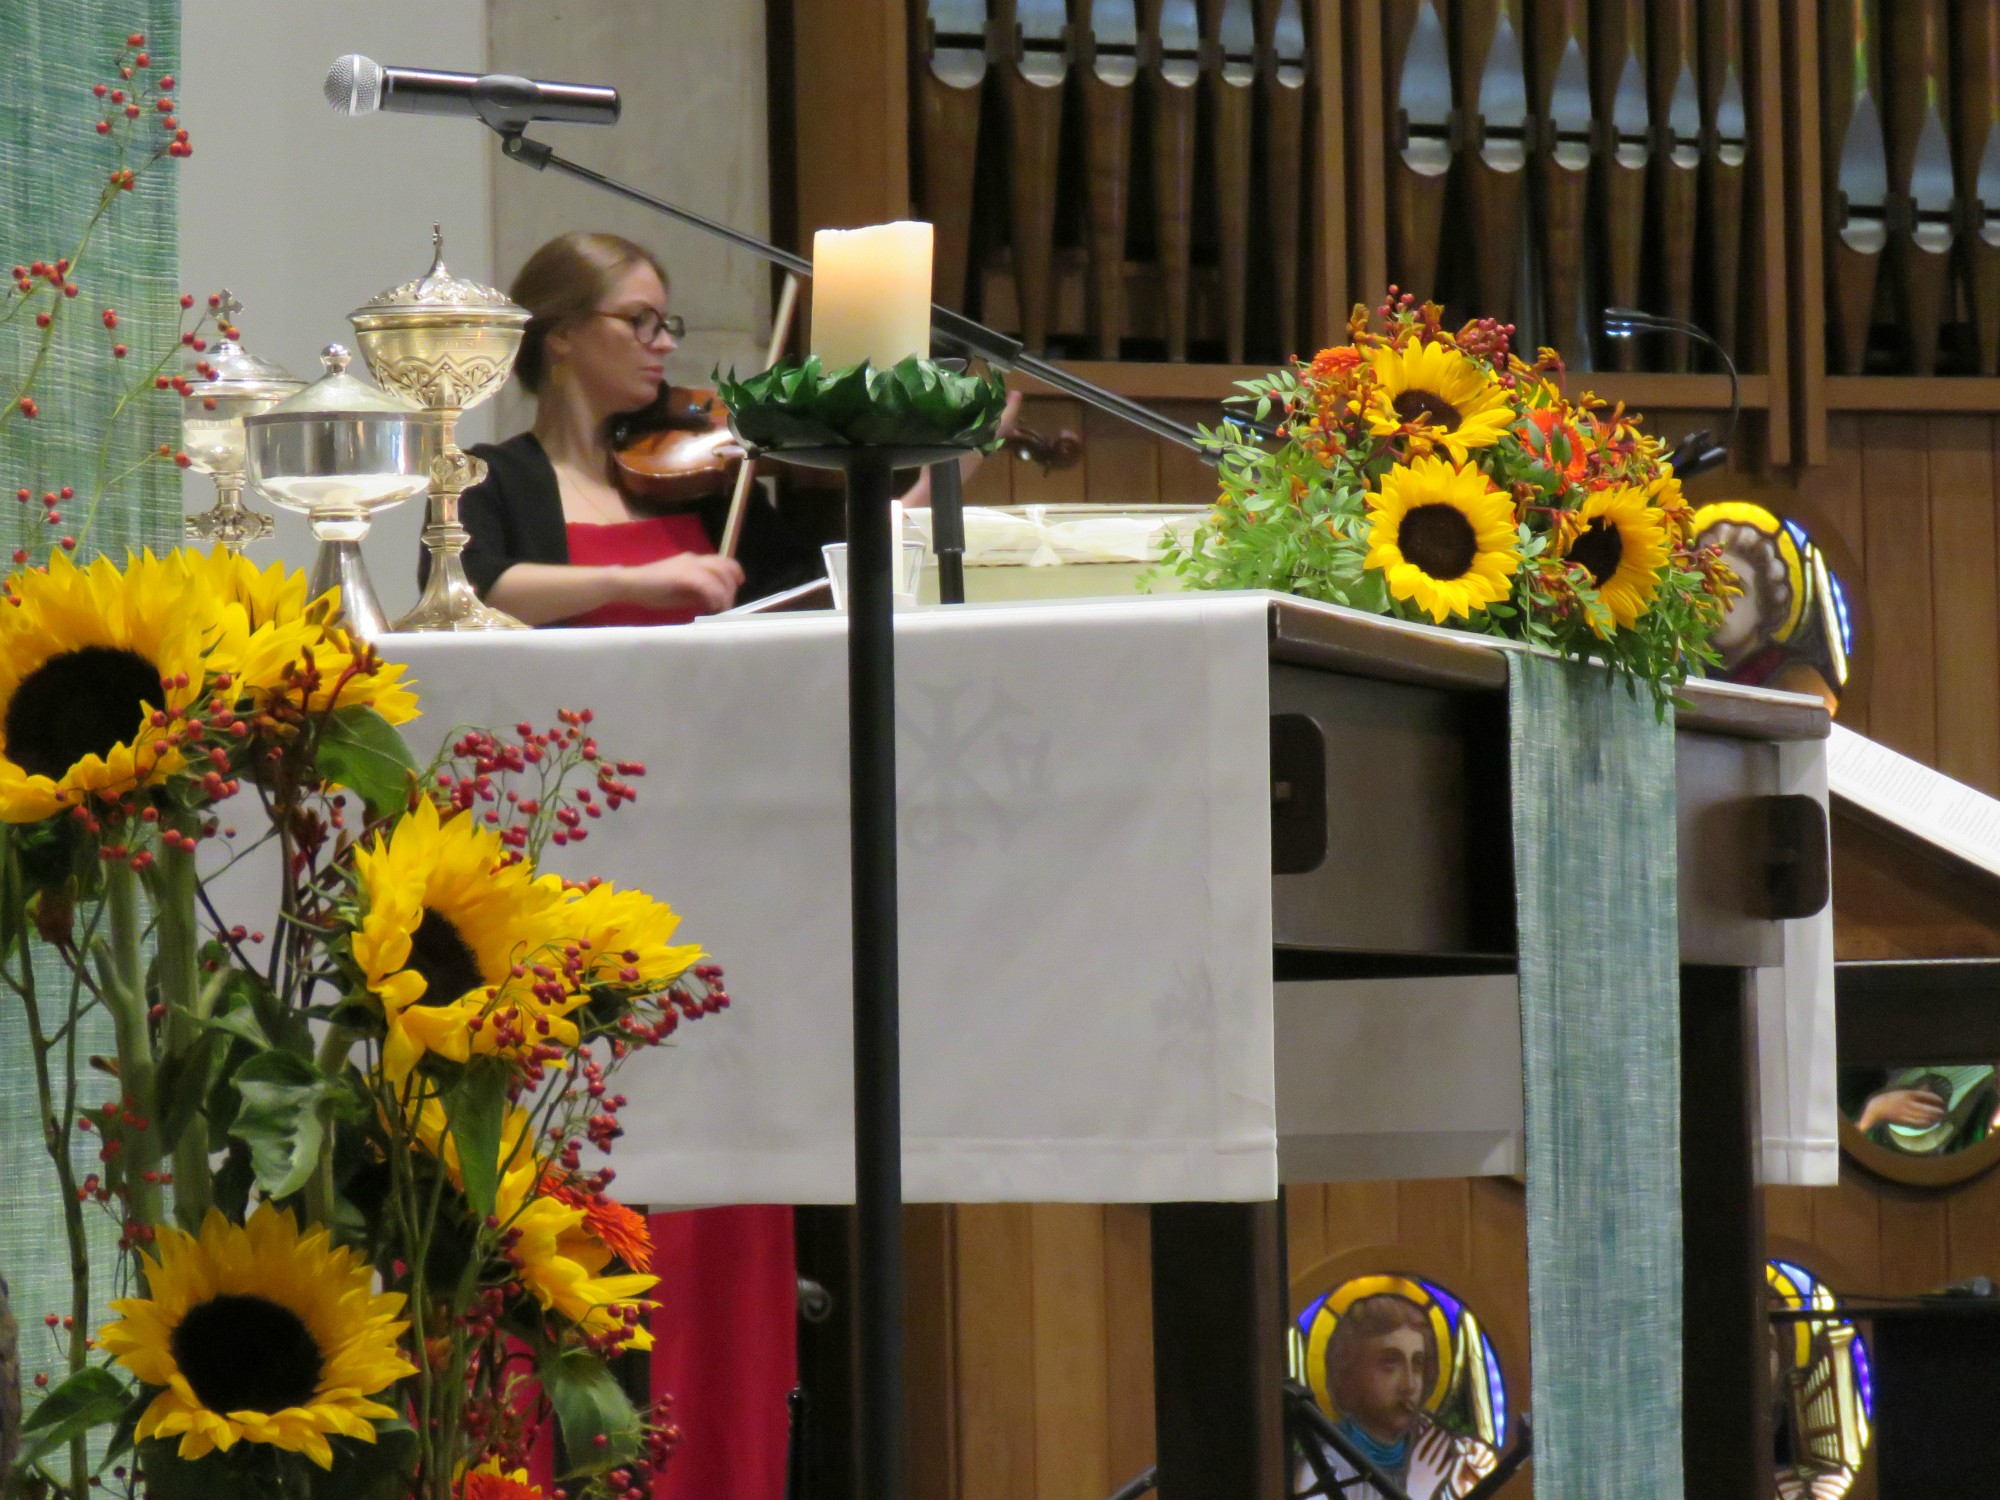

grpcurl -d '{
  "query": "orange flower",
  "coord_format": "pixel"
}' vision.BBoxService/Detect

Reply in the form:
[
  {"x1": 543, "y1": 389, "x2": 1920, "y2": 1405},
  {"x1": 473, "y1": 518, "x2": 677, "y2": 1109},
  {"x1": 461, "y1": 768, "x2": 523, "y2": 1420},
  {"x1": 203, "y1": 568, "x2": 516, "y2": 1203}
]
[
  {"x1": 544, "y1": 1176, "x2": 654, "y2": 1270},
  {"x1": 460, "y1": 1460, "x2": 543, "y2": 1500}
]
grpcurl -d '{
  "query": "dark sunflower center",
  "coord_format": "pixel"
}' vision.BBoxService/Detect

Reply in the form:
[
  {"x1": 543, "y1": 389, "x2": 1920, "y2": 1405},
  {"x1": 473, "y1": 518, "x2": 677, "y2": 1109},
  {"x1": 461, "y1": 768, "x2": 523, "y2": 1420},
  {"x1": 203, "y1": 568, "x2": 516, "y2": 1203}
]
[
  {"x1": 1570, "y1": 518, "x2": 1625, "y2": 587},
  {"x1": 4, "y1": 646, "x2": 160, "y2": 780},
  {"x1": 406, "y1": 907, "x2": 484, "y2": 1006},
  {"x1": 1397, "y1": 503, "x2": 1479, "y2": 581},
  {"x1": 1393, "y1": 388, "x2": 1463, "y2": 430},
  {"x1": 170, "y1": 1294, "x2": 323, "y2": 1415}
]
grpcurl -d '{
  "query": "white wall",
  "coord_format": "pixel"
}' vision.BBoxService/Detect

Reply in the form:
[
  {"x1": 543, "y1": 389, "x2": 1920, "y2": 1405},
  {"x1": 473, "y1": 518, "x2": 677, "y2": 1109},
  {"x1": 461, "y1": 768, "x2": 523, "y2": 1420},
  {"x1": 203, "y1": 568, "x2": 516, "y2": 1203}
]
[{"x1": 178, "y1": 0, "x2": 493, "y2": 618}]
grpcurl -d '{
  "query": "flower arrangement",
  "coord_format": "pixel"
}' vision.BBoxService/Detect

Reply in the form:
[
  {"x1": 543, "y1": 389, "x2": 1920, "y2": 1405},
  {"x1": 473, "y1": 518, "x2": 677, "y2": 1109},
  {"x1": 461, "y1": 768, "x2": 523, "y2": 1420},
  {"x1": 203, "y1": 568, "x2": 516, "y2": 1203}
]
[
  {"x1": 4, "y1": 547, "x2": 723, "y2": 1500},
  {"x1": 1161, "y1": 291, "x2": 1737, "y2": 703}
]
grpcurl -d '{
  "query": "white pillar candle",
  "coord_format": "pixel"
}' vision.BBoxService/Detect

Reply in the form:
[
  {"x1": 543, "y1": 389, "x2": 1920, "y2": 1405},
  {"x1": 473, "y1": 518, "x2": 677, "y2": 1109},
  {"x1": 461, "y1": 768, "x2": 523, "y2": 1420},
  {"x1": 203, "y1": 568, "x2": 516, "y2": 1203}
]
[{"x1": 810, "y1": 221, "x2": 934, "y2": 370}]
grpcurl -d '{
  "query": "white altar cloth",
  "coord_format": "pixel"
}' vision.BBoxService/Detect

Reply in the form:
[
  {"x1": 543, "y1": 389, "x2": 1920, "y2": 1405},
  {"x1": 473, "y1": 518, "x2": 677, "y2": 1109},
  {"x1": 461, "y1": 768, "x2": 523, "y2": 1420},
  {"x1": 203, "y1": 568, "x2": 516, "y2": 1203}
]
[
  {"x1": 395, "y1": 594, "x2": 1279, "y2": 1204},
  {"x1": 356, "y1": 592, "x2": 1837, "y2": 1204}
]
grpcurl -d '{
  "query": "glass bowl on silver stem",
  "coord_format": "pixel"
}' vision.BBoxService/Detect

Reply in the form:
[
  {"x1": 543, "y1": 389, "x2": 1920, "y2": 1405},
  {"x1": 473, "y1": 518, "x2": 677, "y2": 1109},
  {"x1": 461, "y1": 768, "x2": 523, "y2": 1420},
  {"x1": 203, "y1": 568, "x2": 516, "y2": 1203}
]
[
  {"x1": 182, "y1": 293, "x2": 303, "y2": 550},
  {"x1": 242, "y1": 344, "x2": 443, "y2": 638}
]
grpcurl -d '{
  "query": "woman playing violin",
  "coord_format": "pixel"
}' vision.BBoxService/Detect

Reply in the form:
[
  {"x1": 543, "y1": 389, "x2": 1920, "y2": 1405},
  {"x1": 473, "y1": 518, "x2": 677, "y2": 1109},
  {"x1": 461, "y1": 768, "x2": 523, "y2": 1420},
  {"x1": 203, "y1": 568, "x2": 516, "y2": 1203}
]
[{"x1": 444, "y1": 229, "x2": 1018, "y2": 626}]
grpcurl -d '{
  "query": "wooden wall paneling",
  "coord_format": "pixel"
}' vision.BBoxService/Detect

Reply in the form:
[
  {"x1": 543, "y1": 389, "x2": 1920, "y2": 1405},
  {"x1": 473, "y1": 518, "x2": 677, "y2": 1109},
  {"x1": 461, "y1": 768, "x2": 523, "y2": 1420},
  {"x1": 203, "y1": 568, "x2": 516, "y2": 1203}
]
[
  {"x1": 1395, "y1": 1176, "x2": 1472, "y2": 1269},
  {"x1": 1102, "y1": 1205, "x2": 1158, "y2": 1483},
  {"x1": 1857, "y1": 415, "x2": 1937, "y2": 762},
  {"x1": 1883, "y1": 0, "x2": 1955, "y2": 376},
  {"x1": 1077, "y1": 0, "x2": 1141, "y2": 357},
  {"x1": 1144, "y1": 0, "x2": 1203, "y2": 359},
  {"x1": 1956, "y1": 2, "x2": 2000, "y2": 376},
  {"x1": 999, "y1": 0, "x2": 1069, "y2": 355},
  {"x1": 1648, "y1": 0, "x2": 1702, "y2": 369},
  {"x1": 1383, "y1": 0, "x2": 1457, "y2": 302},
  {"x1": 1944, "y1": 1170, "x2": 2000, "y2": 1284},
  {"x1": 1810, "y1": 1171, "x2": 1885, "y2": 1292},
  {"x1": 1592, "y1": 0, "x2": 1650, "y2": 371},
  {"x1": 1763, "y1": 1184, "x2": 1817, "y2": 1245},
  {"x1": 1781, "y1": 0, "x2": 1827, "y2": 462},
  {"x1": 1205, "y1": 0, "x2": 1258, "y2": 362},
  {"x1": 1344, "y1": 0, "x2": 1391, "y2": 305},
  {"x1": 954, "y1": 1204, "x2": 1040, "y2": 1500},
  {"x1": 1467, "y1": 1178, "x2": 1528, "y2": 1303},
  {"x1": 1256, "y1": 0, "x2": 1312, "y2": 355},
  {"x1": 1454, "y1": 0, "x2": 1531, "y2": 325},
  {"x1": 964, "y1": 439, "x2": 1017, "y2": 502},
  {"x1": 1818, "y1": 0, "x2": 1888, "y2": 379},
  {"x1": 1926, "y1": 416, "x2": 2000, "y2": 795},
  {"x1": 1319, "y1": 1177, "x2": 1402, "y2": 1246},
  {"x1": 1157, "y1": 399, "x2": 1224, "y2": 501},
  {"x1": 1028, "y1": 1205, "x2": 1113, "y2": 1499},
  {"x1": 1875, "y1": 1185, "x2": 1950, "y2": 1293},
  {"x1": 1307, "y1": 0, "x2": 1351, "y2": 334},
  {"x1": 1698, "y1": 0, "x2": 1748, "y2": 362},
  {"x1": 1831, "y1": 810, "x2": 2000, "y2": 961},
  {"x1": 1285, "y1": 1181, "x2": 1330, "y2": 1278},
  {"x1": 1080, "y1": 392, "x2": 1164, "y2": 501},
  {"x1": 1745, "y1": 0, "x2": 1791, "y2": 464},
  {"x1": 915, "y1": 0, "x2": 990, "y2": 311},
  {"x1": 1528, "y1": 0, "x2": 1593, "y2": 365},
  {"x1": 793, "y1": 0, "x2": 914, "y2": 233},
  {"x1": 907, "y1": 1205, "x2": 961, "y2": 1500}
]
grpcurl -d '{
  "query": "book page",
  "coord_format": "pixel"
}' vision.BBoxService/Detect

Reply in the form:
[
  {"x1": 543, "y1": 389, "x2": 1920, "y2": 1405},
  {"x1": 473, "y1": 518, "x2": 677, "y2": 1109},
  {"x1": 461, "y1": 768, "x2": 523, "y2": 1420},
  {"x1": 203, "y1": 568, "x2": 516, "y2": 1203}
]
[{"x1": 1826, "y1": 723, "x2": 2000, "y2": 879}]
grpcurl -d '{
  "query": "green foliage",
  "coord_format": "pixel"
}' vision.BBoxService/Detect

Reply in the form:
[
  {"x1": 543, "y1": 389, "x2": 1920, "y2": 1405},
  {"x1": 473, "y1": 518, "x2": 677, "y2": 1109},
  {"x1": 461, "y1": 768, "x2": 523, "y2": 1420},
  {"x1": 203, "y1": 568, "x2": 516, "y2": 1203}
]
[
  {"x1": 226, "y1": 1052, "x2": 358, "y2": 1201},
  {"x1": 137, "y1": 1419, "x2": 417, "y2": 1500},
  {"x1": 441, "y1": 1059, "x2": 511, "y2": 1221},
  {"x1": 13, "y1": 1369, "x2": 133, "y2": 1474},
  {"x1": 316, "y1": 707, "x2": 419, "y2": 819},
  {"x1": 717, "y1": 355, "x2": 1008, "y2": 450},
  {"x1": 536, "y1": 1348, "x2": 643, "y2": 1479}
]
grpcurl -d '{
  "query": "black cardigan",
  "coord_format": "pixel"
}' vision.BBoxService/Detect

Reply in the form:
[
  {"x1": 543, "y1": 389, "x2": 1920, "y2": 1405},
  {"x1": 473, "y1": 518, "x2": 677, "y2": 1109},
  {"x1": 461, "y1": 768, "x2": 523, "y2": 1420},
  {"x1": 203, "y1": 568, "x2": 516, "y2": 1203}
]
[{"x1": 420, "y1": 431, "x2": 819, "y2": 606}]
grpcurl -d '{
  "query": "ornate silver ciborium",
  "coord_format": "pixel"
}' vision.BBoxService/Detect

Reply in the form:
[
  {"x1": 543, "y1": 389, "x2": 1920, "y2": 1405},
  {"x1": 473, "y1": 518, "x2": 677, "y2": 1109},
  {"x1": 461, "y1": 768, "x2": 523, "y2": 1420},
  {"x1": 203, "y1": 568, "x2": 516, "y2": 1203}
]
[
  {"x1": 182, "y1": 293, "x2": 303, "y2": 551},
  {"x1": 243, "y1": 344, "x2": 443, "y2": 639},
  {"x1": 349, "y1": 225, "x2": 530, "y2": 632}
]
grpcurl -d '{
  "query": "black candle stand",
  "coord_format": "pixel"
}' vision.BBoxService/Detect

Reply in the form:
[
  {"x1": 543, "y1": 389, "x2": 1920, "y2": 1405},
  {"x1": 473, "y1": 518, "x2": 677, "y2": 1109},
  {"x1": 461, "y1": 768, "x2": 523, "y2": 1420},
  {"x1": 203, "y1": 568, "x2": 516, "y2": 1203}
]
[{"x1": 756, "y1": 439, "x2": 974, "y2": 1500}]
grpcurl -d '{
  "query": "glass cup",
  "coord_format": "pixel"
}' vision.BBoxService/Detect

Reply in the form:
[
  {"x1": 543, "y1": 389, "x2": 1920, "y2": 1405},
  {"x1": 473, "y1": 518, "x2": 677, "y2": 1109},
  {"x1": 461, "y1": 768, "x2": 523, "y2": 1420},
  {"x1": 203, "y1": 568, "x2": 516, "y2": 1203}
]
[{"x1": 823, "y1": 541, "x2": 927, "y2": 611}]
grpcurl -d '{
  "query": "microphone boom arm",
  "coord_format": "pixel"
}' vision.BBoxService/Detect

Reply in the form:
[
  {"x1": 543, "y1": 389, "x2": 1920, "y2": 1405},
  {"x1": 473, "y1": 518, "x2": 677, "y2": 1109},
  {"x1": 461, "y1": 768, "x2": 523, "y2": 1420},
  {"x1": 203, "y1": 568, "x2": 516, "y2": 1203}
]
[{"x1": 495, "y1": 128, "x2": 1213, "y2": 458}]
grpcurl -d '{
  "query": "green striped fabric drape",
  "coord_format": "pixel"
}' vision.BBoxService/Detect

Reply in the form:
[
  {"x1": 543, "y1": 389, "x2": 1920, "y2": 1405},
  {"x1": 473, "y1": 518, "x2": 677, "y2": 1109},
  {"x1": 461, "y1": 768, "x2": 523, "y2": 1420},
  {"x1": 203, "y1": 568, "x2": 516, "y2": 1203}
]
[
  {"x1": 0, "y1": 0, "x2": 181, "y2": 1426},
  {"x1": 1510, "y1": 652, "x2": 1685, "y2": 1499}
]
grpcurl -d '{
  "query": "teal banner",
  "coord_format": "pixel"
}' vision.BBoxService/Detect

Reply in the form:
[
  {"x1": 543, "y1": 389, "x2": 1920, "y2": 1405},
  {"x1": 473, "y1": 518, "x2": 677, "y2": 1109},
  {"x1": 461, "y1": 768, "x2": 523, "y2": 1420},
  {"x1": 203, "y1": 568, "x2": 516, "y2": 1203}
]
[
  {"x1": 0, "y1": 0, "x2": 181, "y2": 1431},
  {"x1": 1510, "y1": 653, "x2": 1685, "y2": 1497}
]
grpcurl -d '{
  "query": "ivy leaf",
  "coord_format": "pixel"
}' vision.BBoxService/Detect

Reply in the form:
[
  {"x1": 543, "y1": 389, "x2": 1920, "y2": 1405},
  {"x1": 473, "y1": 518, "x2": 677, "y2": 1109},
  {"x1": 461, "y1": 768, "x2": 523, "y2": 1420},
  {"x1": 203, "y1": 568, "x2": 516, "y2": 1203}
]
[
  {"x1": 537, "y1": 1348, "x2": 644, "y2": 1478},
  {"x1": 443, "y1": 1058, "x2": 511, "y2": 1220},
  {"x1": 17, "y1": 1366, "x2": 133, "y2": 1471},
  {"x1": 228, "y1": 1050, "x2": 341, "y2": 1199},
  {"x1": 318, "y1": 705, "x2": 418, "y2": 818},
  {"x1": 718, "y1": 355, "x2": 1007, "y2": 451}
]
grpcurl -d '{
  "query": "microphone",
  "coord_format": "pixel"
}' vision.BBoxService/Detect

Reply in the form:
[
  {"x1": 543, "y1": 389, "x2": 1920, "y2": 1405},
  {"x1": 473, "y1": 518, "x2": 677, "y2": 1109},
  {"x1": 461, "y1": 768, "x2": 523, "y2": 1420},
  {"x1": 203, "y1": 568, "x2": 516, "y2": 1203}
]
[
  {"x1": 1600, "y1": 307, "x2": 1739, "y2": 480},
  {"x1": 324, "y1": 55, "x2": 619, "y2": 130}
]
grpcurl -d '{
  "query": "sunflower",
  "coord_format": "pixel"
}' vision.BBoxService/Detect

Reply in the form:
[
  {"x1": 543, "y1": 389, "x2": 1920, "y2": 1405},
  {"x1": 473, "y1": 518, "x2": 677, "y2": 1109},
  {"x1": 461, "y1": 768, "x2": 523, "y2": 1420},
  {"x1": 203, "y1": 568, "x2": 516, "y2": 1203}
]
[
  {"x1": 98, "y1": 1204, "x2": 414, "y2": 1468},
  {"x1": 187, "y1": 548, "x2": 419, "y2": 726},
  {"x1": 496, "y1": 1162, "x2": 658, "y2": 1349},
  {"x1": 350, "y1": 798, "x2": 580, "y2": 1080},
  {"x1": 559, "y1": 881, "x2": 704, "y2": 994},
  {"x1": 461, "y1": 1459, "x2": 543, "y2": 1500},
  {"x1": 0, "y1": 551, "x2": 223, "y2": 823},
  {"x1": 1562, "y1": 486, "x2": 1671, "y2": 632},
  {"x1": 1363, "y1": 455, "x2": 1521, "y2": 623},
  {"x1": 1365, "y1": 340, "x2": 1514, "y2": 462}
]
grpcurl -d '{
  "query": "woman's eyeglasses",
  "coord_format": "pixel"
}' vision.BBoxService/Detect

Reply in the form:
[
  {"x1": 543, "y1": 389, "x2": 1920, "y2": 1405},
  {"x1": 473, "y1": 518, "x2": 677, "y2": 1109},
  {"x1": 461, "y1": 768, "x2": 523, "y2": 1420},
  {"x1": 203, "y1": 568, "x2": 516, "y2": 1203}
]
[{"x1": 594, "y1": 308, "x2": 684, "y2": 344}]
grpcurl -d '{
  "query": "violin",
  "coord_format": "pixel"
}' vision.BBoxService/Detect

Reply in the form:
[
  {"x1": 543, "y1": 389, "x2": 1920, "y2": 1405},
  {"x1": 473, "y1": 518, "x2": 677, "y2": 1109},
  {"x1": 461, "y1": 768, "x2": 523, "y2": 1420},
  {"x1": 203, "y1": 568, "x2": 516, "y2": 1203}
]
[{"x1": 611, "y1": 385, "x2": 742, "y2": 507}]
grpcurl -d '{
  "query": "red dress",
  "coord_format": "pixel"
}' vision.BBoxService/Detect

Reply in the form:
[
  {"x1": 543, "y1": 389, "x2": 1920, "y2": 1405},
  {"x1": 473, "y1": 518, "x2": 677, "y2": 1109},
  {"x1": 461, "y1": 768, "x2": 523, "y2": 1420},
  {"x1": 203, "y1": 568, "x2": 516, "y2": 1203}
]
[{"x1": 559, "y1": 516, "x2": 799, "y2": 1500}]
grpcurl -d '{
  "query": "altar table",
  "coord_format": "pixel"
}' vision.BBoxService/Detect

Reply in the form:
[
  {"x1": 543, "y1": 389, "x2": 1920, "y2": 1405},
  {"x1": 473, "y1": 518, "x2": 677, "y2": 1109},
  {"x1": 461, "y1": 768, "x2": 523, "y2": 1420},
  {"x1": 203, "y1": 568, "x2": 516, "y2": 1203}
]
[{"x1": 374, "y1": 590, "x2": 1835, "y2": 1500}]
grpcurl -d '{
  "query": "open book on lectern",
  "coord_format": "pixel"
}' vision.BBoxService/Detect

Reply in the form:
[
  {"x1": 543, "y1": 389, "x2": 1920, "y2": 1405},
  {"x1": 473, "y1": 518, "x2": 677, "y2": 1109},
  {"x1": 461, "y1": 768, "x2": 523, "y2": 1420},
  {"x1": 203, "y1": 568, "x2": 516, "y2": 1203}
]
[{"x1": 1827, "y1": 724, "x2": 2000, "y2": 881}]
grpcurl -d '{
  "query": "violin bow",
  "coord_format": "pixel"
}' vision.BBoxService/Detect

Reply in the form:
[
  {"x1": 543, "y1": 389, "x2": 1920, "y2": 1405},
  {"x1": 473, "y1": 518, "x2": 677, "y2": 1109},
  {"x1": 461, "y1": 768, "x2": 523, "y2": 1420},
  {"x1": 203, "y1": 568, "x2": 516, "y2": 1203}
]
[{"x1": 721, "y1": 272, "x2": 801, "y2": 559}]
